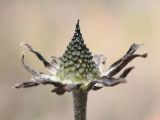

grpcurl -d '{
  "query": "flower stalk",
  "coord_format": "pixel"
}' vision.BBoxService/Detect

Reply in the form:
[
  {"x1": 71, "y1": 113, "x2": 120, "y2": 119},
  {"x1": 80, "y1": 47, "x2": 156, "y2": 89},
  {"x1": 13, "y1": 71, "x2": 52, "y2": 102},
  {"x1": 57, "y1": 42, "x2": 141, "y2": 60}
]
[{"x1": 73, "y1": 89, "x2": 88, "y2": 120}]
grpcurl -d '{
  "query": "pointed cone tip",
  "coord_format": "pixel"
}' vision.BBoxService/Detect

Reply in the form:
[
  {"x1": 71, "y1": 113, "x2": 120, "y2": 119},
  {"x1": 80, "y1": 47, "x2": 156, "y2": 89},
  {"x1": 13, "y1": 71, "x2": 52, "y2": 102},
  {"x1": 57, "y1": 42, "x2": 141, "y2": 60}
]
[
  {"x1": 75, "y1": 19, "x2": 80, "y2": 32},
  {"x1": 77, "y1": 19, "x2": 80, "y2": 24}
]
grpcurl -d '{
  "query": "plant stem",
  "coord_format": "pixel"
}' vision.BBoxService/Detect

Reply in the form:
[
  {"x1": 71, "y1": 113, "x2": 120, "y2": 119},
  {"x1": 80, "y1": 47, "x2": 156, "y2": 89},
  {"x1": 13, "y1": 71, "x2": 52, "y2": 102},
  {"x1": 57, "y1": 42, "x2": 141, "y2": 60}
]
[{"x1": 72, "y1": 89, "x2": 88, "y2": 120}]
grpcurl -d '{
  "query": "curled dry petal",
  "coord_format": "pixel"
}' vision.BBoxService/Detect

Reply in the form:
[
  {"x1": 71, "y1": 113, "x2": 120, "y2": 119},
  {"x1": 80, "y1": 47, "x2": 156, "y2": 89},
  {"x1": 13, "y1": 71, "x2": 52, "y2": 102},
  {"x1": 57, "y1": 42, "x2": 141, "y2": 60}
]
[
  {"x1": 15, "y1": 53, "x2": 64, "y2": 90},
  {"x1": 14, "y1": 81, "x2": 40, "y2": 88},
  {"x1": 20, "y1": 42, "x2": 60, "y2": 75},
  {"x1": 49, "y1": 56, "x2": 61, "y2": 73},
  {"x1": 105, "y1": 43, "x2": 147, "y2": 77},
  {"x1": 20, "y1": 42, "x2": 50, "y2": 67},
  {"x1": 98, "y1": 77, "x2": 126, "y2": 86},
  {"x1": 21, "y1": 53, "x2": 40, "y2": 77},
  {"x1": 14, "y1": 74, "x2": 63, "y2": 89},
  {"x1": 93, "y1": 54, "x2": 106, "y2": 74},
  {"x1": 86, "y1": 66, "x2": 134, "y2": 90},
  {"x1": 99, "y1": 66, "x2": 134, "y2": 87},
  {"x1": 50, "y1": 56, "x2": 61, "y2": 66},
  {"x1": 120, "y1": 66, "x2": 135, "y2": 78}
]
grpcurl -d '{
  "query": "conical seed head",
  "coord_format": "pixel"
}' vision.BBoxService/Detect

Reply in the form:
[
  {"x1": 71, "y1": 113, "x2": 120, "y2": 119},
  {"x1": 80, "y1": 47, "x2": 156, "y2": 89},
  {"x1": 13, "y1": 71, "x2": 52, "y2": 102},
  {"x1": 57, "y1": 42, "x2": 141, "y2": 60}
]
[{"x1": 58, "y1": 20, "x2": 100, "y2": 82}]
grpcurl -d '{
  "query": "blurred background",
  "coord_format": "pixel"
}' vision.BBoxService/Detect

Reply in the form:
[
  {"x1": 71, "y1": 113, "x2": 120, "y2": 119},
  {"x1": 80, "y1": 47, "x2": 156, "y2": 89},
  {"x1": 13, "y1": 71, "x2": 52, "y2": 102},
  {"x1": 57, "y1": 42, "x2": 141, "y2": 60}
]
[{"x1": 0, "y1": 0, "x2": 159, "y2": 120}]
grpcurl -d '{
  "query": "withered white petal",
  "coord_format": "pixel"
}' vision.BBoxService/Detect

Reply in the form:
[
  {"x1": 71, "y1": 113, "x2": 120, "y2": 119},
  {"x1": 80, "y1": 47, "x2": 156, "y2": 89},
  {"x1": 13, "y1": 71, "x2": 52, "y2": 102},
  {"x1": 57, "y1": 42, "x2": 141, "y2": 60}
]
[
  {"x1": 33, "y1": 74, "x2": 59, "y2": 83},
  {"x1": 21, "y1": 52, "x2": 40, "y2": 77},
  {"x1": 20, "y1": 42, "x2": 60, "y2": 75},
  {"x1": 93, "y1": 54, "x2": 106, "y2": 74}
]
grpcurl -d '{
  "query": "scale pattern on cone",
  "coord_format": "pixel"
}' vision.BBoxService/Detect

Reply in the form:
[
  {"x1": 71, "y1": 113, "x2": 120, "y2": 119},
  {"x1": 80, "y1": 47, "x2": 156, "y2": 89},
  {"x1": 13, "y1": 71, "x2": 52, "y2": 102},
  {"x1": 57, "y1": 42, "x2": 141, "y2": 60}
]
[{"x1": 58, "y1": 20, "x2": 100, "y2": 82}]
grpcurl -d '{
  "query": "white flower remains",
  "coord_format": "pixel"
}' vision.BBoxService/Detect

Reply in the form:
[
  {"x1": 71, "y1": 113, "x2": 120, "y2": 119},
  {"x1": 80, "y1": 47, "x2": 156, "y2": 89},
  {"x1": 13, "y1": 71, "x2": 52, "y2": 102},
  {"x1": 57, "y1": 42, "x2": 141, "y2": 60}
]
[{"x1": 14, "y1": 20, "x2": 147, "y2": 95}]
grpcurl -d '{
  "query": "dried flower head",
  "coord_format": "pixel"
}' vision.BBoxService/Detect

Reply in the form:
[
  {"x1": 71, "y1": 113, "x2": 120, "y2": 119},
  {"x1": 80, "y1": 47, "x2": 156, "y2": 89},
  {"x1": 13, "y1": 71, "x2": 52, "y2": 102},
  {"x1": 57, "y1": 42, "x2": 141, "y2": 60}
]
[{"x1": 14, "y1": 20, "x2": 147, "y2": 95}]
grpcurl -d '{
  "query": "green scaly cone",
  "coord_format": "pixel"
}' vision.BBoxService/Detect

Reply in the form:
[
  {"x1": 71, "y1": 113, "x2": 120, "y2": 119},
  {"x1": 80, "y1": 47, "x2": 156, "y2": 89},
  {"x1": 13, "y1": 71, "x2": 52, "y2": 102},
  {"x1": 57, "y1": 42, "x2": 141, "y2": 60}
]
[{"x1": 58, "y1": 20, "x2": 100, "y2": 83}]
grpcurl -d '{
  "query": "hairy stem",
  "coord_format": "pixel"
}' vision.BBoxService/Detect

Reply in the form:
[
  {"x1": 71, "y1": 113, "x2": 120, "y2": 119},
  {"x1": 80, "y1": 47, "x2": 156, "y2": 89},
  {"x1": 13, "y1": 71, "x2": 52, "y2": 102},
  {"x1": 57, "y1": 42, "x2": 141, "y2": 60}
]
[{"x1": 73, "y1": 89, "x2": 88, "y2": 120}]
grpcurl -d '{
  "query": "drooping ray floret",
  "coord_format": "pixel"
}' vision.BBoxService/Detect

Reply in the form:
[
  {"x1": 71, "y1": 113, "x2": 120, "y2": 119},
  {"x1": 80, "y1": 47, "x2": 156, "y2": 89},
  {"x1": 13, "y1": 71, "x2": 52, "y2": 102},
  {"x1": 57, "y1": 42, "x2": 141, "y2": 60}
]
[{"x1": 57, "y1": 20, "x2": 100, "y2": 82}]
